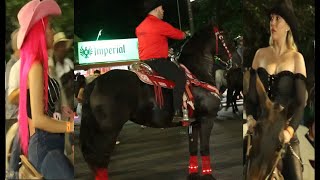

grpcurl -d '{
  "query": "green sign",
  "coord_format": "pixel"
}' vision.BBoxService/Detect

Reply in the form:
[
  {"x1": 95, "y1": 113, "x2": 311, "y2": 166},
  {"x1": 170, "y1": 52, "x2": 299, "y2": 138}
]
[{"x1": 78, "y1": 38, "x2": 139, "y2": 64}]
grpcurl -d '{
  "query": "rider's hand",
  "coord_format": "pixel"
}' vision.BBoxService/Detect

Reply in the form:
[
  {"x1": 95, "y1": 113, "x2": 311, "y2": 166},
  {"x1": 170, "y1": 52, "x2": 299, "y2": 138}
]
[
  {"x1": 168, "y1": 48, "x2": 174, "y2": 57},
  {"x1": 184, "y1": 30, "x2": 191, "y2": 38},
  {"x1": 283, "y1": 130, "x2": 291, "y2": 143},
  {"x1": 247, "y1": 115, "x2": 256, "y2": 133}
]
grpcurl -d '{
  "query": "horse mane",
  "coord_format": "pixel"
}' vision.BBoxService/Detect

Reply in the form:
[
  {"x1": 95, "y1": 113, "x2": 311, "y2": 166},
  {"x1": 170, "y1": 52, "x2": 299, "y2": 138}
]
[{"x1": 178, "y1": 23, "x2": 216, "y2": 85}]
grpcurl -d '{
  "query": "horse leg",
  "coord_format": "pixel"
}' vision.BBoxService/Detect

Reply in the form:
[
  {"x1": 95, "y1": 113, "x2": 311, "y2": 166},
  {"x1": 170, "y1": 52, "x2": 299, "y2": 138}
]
[
  {"x1": 225, "y1": 88, "x2": 233, "y2": 111},
  {"x1": 81, "y1": 101, "x2": 128, "y2": 180},
  {"x1": 199, "y1": 116, "x2": 216, "y2": 180},
  {"x1": 187, "y1": 123, "x2": 201, "y2": 180},
  {"x1": 232, "y1": 90, "x2": 239, "y2": 113}
]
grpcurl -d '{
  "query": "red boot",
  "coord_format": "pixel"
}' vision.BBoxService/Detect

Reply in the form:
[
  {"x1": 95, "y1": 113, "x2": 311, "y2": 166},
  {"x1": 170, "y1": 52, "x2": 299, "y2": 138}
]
[
  {"x1": 188, "y1": 156, "x2": 198, "y2": 174},
  {"x1": 95, "y1": 168, "x2": 108, "y2": 180},
  {"x1": 201, "y1": 156, "x2": 212, "y2": 175}
]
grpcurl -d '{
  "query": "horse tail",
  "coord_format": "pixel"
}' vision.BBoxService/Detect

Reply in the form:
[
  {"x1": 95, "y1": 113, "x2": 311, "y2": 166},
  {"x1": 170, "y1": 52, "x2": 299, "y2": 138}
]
[{"x1": 79, "y1": 80, "x2": 100, "y2": 168}]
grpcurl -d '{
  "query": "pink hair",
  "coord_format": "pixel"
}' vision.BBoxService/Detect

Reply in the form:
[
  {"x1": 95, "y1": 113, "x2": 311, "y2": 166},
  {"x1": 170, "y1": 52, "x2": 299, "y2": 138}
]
[{"x1": 19, "y1": 17, "x2": 49, "y2": 155}]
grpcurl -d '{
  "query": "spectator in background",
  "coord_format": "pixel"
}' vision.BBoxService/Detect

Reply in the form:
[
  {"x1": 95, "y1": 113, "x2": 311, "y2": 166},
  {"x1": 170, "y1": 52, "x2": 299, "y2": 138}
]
[
  {"x1": 94, "y1": 69, "x2": 101, "y2": 77},
  {"x1": 48, "y1": 32, "x2": 73, "y2": 80},
  {"x1": 5, "y1": 29, "x2": 20, "y2": 121},
  {"x1": 75, "y1": 74, "x2": 86, "y2": 118}
]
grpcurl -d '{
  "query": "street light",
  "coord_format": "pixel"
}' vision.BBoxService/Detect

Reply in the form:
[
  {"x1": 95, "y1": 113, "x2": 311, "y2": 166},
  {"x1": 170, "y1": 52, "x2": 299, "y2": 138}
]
[{"x1": 96, "y1": 29, "x2": 103, "y2": 41}]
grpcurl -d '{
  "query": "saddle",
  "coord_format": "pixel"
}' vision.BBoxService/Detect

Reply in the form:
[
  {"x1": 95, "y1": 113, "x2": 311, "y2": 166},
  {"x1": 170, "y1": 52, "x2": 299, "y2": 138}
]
[{"x1": 129, "y1": 62, "x2": 220, "y2": 123}]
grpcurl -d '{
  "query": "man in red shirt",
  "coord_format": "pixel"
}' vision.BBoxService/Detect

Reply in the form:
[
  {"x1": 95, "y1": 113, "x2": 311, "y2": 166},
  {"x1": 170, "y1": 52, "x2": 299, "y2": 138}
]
[{"x1": 136, "y1": 0, "x2": 189, "y2": 121}]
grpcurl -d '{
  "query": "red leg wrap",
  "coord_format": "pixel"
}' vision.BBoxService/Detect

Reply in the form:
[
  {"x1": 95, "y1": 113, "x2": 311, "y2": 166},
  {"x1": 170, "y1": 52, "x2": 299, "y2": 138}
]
[
  {"x1": 201, "y1": 156, "x2": 212, "y2": 175},
  {"x1": 95, "y1": 168, "x2": 108, "y2": 180},
  {"x1": 188, "y1": 156, "x2": 198, "y2": 174}
]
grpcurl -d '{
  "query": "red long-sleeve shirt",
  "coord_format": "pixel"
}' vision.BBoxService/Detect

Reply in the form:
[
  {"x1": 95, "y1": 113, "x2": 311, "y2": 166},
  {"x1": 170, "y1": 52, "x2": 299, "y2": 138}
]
[{"x1": 135, "y1": 15, "x2": 185, "y2": 60}]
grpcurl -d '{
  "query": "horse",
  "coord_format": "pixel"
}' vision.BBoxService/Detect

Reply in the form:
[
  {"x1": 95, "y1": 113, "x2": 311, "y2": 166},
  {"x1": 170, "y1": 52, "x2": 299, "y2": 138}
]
[
  {"x1": 79, "y1": 22, "x2": 230, "y2": 180},
  {"x1": 224, "y1": 47, "x2": 243, "y2": 114},
  {"x1": 243, "y1": 70, "x2": 288, "y2": 180},
  {"x1": 225, "y1": 68, "x2": 242, "y2": 114}
]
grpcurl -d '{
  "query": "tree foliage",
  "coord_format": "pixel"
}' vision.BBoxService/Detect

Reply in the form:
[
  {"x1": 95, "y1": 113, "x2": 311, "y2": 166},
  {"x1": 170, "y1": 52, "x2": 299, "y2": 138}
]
[{"x1": 5, "y1": 0, "x2": 74, "y2": 61}]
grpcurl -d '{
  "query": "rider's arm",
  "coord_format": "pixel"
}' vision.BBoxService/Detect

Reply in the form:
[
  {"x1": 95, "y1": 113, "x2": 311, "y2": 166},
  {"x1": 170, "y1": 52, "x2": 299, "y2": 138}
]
[
  {"x1": 288, "y1": 53, "x2": 307, "y2": 132},
  {"x1": 245, "y1": 49, "x2": 263, "y2": 119},
  {"x1": 160, "y1": 21, "x2": 185, "y2": 40},
  {"x1": 29, "y1": 62, "x2": 73, "y2": 133}
]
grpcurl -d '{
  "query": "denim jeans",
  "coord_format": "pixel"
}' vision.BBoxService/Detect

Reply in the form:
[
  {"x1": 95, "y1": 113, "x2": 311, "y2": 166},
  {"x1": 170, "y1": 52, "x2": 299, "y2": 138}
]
[
  {"x1": 28, "y1": 129, "x2": 74, "y2": 179},
  {"x1": 7, "y1": 133, "x2": 21, "y2": 179}
]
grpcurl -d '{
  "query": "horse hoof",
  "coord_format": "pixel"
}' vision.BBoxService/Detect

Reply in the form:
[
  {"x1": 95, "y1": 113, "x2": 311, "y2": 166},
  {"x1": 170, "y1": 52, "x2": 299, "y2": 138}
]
[
  {"x1": 187, "y1": 173, "x2": 201, "y2": 180},
  {"x1": 201, "y1": 174, "x2": 216, "y2": 180}
]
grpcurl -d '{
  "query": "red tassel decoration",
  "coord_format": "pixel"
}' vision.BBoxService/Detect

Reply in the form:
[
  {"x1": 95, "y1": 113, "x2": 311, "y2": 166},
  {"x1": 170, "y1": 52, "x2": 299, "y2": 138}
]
[
  {"x1": 188, "y1": 156, "x2": 198, "y2": 174},
  {"x1": 95, "y1": 168, "x2": 108, "y2": 180},
  {"x1": 201, "y1": 156, "x2": 212, "y2": 175}
]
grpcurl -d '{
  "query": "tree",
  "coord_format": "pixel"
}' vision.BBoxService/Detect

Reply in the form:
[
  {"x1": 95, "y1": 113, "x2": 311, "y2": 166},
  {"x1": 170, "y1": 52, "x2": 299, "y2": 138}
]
[{"x1": 5, "y1": 0, "x2": 74, "y2": 61}]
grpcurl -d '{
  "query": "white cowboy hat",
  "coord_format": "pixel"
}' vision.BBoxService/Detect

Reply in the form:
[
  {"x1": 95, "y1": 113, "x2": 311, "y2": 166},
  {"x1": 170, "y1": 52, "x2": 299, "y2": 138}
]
[
  {"x1": 53, "y1": 32, "x2": 73, "y2": 49},
  {"x1": 17, "y1": 0, "x2": 61, "y2": 49}
]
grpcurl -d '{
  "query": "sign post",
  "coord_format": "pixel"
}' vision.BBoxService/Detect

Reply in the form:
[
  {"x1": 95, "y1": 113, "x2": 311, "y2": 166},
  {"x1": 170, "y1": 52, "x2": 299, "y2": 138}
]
[{"x1": 78, "y1": 38, "x2": 139, "y2": 65}]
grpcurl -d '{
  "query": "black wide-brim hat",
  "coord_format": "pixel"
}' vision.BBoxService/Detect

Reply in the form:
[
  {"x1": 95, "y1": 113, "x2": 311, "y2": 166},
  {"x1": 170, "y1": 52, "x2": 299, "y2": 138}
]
[
  {"x1": 144, "y1": 0, "x2": 163, "y2": 15},
  {"x1": 269, "y1": 0, "x2": 299, "y2": 42}
]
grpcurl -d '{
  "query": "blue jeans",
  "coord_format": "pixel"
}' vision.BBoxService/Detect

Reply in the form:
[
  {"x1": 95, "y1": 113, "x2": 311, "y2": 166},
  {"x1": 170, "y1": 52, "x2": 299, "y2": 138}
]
[
  {"x1": 28, "y1": 129, "x2": 74, "y2": 179},
  {"x1": 7, "y1": 133, "x2": 21, "y2": 179}
]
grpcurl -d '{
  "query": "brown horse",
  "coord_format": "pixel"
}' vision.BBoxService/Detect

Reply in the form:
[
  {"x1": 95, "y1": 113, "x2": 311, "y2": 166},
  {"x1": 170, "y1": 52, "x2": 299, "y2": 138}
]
[{"x1": 243, "y1": 70, "x2": 288, "y2": 180}]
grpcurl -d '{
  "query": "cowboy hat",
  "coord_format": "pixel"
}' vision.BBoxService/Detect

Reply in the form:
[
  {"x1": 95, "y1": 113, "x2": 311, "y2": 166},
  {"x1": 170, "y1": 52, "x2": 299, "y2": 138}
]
[
  {"x1": 144, "y1": 0, "x2": 163, "y2": 14},
  {"x1": 53, "y1": 32, "x2": 73, "y2": 49},
  {"x1": 269, "y1": 0, "x2": 299, "y2": 42},
  {"x1": 17, "y1": 0, "x2": 62, "y2": 49}
]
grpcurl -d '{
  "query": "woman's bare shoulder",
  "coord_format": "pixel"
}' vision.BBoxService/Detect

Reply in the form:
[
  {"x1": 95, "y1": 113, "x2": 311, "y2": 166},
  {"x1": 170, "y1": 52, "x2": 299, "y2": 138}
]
[
  {"x1": 292, "y1": 51, "x2": 306, "y2": 76},
  {"x1": 252, "y1": 47, "x2": 271, "y2": 68}
]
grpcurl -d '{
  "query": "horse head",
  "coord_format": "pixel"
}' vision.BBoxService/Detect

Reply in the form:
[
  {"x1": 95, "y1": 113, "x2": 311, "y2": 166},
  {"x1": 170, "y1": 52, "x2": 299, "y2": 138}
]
[
  {"x1": 246, "y1": 73, "x2": 289, "y2": 180},
  {"x1": 178, "y1": 21, "x2": 231, "y2": 86},
  {"x1": 60, "y1": 69, "x2": 74, "y2": 108}
]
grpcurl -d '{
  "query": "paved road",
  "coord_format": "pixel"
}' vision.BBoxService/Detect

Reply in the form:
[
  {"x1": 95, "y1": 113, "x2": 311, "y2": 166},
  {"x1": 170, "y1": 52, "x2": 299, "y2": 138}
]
[{"x1": 75, "y1": 106, "x2": 243, "y2": 180}]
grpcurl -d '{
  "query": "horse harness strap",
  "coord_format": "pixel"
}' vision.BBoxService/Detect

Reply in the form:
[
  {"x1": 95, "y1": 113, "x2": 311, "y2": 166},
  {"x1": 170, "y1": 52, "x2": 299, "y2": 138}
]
[
  {"x1": 288, "y1": 143, "x2": 304, "y2": 170},
  {"x1": 213, "y1": 27, "x2": 232, "y2": 60},
  {"x1": 129, "y1": 62, "x2": 220, "y2": 109},
  {"x1": 147, "y1": 75, "x2": 165, "y2": 108},
  {"x1": 180, "y1": 64, "x2": 220, "y2": 98}
]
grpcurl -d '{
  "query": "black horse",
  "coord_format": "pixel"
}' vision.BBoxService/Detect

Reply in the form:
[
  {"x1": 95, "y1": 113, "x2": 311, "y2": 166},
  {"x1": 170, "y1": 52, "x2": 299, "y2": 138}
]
[{"x1": 80, "y1": 22, "x2": 228, "y2": 180}]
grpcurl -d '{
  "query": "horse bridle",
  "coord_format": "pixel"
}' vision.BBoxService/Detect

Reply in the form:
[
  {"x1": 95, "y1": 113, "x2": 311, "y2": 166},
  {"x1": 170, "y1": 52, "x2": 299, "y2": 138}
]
[{"x1": 213, "y1": 27, "x2": 233, "y2": 70}]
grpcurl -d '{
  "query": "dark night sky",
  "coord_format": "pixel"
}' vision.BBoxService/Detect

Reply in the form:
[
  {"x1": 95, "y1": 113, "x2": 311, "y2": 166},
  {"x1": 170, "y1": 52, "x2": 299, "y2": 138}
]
[{"x1": 75, "y1": 0, "x2": 189, "y2": 41}]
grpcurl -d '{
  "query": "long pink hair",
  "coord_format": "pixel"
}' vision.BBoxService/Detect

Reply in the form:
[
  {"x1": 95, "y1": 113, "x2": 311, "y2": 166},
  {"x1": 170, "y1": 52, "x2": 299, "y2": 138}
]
[{"x1": 19, "y1": 17, "x2": 49, "y2": 155}]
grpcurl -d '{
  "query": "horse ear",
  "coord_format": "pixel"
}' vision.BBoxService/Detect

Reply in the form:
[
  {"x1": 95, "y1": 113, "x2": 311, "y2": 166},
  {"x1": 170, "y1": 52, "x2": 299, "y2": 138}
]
[{"x1": 255, "y1": 74, "x2": 272, "y2": 110}]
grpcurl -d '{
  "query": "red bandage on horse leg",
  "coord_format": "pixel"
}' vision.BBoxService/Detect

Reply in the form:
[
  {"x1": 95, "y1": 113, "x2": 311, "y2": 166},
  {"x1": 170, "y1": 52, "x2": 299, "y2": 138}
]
[
  {"x1": 201, "y1": 156, "x2": 212, "y2": 174},
  {"x1": 95, "y1": 168, "x2": 108, "y2": 180},
  {"x1": 188, "y1": 156, "x2": 198, "y2": 174}
]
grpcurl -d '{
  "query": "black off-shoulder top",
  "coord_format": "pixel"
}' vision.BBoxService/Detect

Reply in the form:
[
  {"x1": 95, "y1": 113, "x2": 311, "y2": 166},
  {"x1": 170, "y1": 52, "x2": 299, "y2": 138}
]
[{"x1": 246, "y1": 67, "x2": 307, "y2": 131}]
